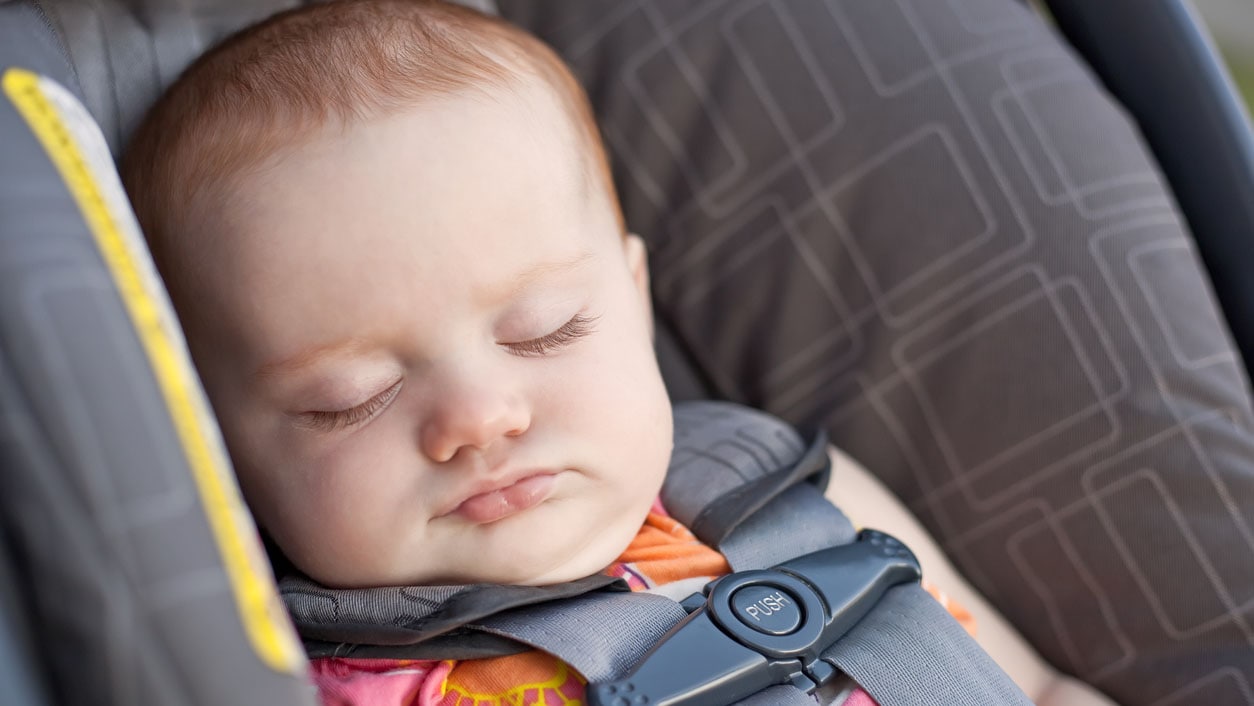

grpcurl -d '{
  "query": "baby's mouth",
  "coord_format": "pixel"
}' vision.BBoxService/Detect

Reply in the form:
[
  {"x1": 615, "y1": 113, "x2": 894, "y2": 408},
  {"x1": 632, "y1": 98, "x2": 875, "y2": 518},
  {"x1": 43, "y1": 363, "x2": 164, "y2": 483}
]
[{"x1": 445, "y1": 473, "x2": 557, "y2": 524}]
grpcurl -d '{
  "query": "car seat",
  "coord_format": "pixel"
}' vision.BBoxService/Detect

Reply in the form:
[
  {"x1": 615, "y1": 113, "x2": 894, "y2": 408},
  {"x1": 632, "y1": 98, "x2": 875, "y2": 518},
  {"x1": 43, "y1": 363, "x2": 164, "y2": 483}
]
[{"x1": 1, "y1": 0, "x2": 1252, "y2": 705}]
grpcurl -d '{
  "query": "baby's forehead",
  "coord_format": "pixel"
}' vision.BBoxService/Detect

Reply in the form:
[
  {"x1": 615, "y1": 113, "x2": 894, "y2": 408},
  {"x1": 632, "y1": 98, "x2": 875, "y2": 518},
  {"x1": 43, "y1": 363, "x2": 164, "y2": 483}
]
[
  {"x1": 221, "y1": 80, "x2": 599, "y2": 231},
  {"x1": 212, "y1": 87, "x2": 605, "y2": 257}
]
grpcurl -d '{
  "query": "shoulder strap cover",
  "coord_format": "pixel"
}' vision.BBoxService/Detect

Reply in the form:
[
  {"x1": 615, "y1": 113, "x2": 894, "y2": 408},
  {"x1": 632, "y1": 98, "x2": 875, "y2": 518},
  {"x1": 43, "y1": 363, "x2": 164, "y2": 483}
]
[{"x1": 662, "y1": 401, "x2": 831, "y2": 547}]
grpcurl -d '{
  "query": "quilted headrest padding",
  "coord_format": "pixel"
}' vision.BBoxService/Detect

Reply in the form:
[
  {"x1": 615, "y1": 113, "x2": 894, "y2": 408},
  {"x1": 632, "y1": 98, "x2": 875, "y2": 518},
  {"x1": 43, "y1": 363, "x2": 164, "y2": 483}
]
[
  {"x1": 499, "y1": 1, "x2": 1254, "y2": 704},
  {"x1": 33, "y1": 0, "x2": 300, "y2": 156},
  {"x1": 33, "y1": 0, "x2": 499, "y2": 157}
]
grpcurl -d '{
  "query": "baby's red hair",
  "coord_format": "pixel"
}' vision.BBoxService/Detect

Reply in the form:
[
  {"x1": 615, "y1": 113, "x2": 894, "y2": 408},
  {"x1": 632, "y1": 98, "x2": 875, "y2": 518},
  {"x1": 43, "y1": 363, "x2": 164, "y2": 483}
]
[{"x1": 121, "y1": 0, "x2": 621, "y2": 294}]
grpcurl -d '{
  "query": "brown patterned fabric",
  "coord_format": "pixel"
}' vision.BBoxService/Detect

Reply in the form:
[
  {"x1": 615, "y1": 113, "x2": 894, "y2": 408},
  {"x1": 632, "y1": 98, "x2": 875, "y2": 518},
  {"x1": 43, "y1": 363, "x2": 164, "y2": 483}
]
[{"x1": 497, "y1": 1, "x2": 1254, "y2": 704}]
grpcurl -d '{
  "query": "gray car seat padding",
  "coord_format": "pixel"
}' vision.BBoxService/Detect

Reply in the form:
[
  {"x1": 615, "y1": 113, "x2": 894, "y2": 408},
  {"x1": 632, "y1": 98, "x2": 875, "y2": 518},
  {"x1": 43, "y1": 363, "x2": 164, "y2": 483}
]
[
  {"x1": 495, "y1": 1, "x2": 1254, "y2": 704},
  {"x1": 0, "y1": 4, "x2": 314, "y2": 705},
  {"x1": 0, "y1": 524, "x2": 52, "y2": 706}
]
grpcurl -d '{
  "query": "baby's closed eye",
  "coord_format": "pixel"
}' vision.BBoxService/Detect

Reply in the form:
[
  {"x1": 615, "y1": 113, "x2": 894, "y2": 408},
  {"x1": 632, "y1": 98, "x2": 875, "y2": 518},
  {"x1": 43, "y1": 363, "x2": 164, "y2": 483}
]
[
  {"x1": 296, "y1": 379, "x2": 404, "y2": 432},
  {"x1": 500, "y1": 313, "x2": 598, "y2": 357}
]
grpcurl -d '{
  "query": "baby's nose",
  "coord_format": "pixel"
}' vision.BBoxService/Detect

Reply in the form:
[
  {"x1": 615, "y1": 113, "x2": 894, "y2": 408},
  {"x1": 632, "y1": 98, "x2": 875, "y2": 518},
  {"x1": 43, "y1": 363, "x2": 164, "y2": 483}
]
[{"x1": 419, "y1": 384, "x2": 530, "y2": 463}]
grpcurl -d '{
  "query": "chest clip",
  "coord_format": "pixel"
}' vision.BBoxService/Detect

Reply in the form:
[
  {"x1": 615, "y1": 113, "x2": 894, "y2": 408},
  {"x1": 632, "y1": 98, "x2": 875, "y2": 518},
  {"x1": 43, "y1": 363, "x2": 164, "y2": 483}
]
[{"x1": 587, "y1": 529, "x2": 921, "y2": 706}]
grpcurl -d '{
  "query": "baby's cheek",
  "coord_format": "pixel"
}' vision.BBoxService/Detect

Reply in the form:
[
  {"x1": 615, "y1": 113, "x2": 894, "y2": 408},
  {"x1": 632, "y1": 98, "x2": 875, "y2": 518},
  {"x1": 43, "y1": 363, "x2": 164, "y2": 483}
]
[
  {"x1": 311, "y1": 431, "x2": 416, "y2": 519},
  {"x1": 276, "y1": 460, "x2": 416, "y2": 586},
  {"x1": 530, "y1": 351, "x2": 613, "y2": 418}
]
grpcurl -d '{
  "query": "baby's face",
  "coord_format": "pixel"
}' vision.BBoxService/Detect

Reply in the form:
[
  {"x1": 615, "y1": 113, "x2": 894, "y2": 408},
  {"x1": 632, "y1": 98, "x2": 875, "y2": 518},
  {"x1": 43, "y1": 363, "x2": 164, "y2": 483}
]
[{"x1": 183, "y1": 79, "x2": 673, "y2": 587}]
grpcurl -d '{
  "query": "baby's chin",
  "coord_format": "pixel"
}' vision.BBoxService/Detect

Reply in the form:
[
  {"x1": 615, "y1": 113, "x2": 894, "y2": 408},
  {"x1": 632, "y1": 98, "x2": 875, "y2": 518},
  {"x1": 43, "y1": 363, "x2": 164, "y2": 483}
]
[
  {"x1": 428, "y1": 526, "x2": 641, "y2": 587},
  {"x1": 300, "y1": 538, "x2": 630, "y2": 589},
  {"x1": 374, "y1": 512, "x2": 642, "y2": 588},
  {"x1": 504, "y1": 544, "x2": 631, "y2": 587}
]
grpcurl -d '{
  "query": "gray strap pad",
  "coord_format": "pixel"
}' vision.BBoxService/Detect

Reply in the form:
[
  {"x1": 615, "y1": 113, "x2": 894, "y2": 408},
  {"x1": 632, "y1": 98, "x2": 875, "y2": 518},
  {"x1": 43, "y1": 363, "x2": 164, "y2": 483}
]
[
  {"x1": 663, "y1": 401, "x2": 832, "y2": 547},
  {"x1": 282, "y1": 573, "x2": 622, "y2": 653}
]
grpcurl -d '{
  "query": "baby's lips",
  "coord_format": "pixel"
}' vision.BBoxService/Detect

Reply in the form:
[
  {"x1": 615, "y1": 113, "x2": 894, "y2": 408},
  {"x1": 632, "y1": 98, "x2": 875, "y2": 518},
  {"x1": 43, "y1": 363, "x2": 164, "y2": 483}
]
[{"x1": 450, "y1": 473, "x2": 556, "y2": 524}]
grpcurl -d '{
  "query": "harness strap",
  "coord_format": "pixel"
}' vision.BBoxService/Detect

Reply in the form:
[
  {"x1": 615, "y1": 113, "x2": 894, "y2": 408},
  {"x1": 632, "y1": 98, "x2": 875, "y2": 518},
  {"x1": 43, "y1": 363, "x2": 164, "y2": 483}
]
[
  {"x1": 470, "y1": 591, "x2": 687, "y2": 683},
  {"x1": 719, "y1": 480, "x2": 853, "y2": 571},
  {"x1": 823, "y1": 585, "x2": 1032, "y2": 706}
]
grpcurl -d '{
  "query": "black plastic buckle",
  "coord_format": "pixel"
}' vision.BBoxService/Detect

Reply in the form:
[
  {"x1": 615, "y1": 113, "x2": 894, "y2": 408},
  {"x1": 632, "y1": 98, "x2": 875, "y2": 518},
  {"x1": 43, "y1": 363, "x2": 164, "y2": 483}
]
[{"x1": 587, "y1": 529, "x2": 921, "y2": 706}]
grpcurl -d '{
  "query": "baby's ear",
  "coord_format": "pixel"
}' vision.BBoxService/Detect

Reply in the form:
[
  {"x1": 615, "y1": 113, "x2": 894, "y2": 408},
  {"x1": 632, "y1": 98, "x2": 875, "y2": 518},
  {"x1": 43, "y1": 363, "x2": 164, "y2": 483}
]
[
  {"x1": 623, "y1": 233, "x2": 655, "y2": 326},
  {"x1": 623, "y1": 233, "x2": 651, "y2": 300}
]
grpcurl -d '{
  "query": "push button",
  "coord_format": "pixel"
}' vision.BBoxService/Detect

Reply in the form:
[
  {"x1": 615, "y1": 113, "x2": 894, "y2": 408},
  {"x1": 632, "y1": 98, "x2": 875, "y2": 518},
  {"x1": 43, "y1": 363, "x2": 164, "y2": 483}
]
[{"x1": 730, "y1": 584, "x2": 802, "y2": 636}]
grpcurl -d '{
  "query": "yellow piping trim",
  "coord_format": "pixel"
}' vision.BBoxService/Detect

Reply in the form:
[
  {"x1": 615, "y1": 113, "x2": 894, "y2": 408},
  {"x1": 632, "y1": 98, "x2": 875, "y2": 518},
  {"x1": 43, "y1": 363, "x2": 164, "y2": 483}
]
[{"x1": 3, "y1": 67, "x2": 303, "y2": 675}]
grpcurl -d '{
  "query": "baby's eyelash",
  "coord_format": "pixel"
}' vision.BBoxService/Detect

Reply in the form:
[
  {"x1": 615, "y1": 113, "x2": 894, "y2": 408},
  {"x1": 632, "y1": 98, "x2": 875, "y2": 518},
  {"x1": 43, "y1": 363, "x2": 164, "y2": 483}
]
[
  {"x1": 300, "y1": 380, "x2": 403, "y2": 432},
  {"x1": 505, "y1": 313, "x2": 598, "y2": 357}
]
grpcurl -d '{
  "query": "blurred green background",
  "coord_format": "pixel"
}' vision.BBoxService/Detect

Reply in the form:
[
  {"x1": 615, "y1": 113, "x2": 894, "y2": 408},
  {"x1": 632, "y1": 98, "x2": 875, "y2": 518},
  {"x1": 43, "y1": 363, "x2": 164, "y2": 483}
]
[
  {"x1": 1233, "y1": 60, "x2": 1253, "y2": 112},
  {"x1": 1027, "y1": 1, "x2": 1254, "y2": 113},
  {"x1": 1225, "y1": 54, "x2": 1253, "y2": 113},
  {"x1": 1196, "y1": 0, "x2": 1254, "y2": 113}
]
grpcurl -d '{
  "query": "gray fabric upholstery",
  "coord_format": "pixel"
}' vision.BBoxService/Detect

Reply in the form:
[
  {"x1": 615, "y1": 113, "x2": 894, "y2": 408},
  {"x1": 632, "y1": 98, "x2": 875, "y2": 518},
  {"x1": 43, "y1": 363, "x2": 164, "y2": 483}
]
[
  {"x1": 497, "y1": 1, "x2": 1254, "y2": 704},
  {"x1": 0, "y1": 526, "x2": 51, "y2": 706}
]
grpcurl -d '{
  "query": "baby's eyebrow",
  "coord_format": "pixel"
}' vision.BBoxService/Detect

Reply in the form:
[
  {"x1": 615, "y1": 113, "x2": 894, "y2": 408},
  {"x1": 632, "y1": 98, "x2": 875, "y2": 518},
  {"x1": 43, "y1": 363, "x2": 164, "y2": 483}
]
[
  {"x1": 253, "y1": 338, "x2": 371, "y2": 381},
  {"x1": 480, "y1": 250, "x2": 596, "y2": 307}
]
